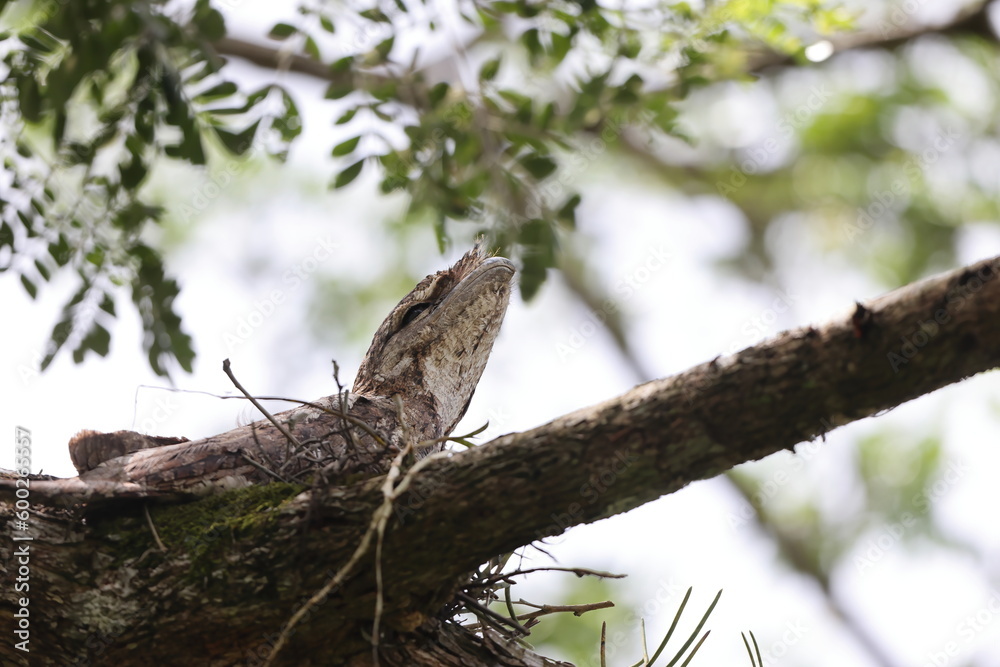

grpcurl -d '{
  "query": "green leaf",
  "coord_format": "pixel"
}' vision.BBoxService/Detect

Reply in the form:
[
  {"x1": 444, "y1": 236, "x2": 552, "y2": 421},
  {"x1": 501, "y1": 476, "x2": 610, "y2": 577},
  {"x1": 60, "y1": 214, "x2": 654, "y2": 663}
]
[
  {"x1": 332, "y1": 136, "x2": 361, "y2": 157},
  {"x1": 20, "y1": 32, "x2": 55, "y2": 53},
  {"x1": 537, "y1": 101, "x2": 555, "y2": 129},
  {"x1": 519, "y1": 154, "x2": 557, "y2": 180},
  {"x1": 325, "y1": 81, "x2": 354, "y2": 100},
  {"x1": 429, "y1": 82, "x2": 450, "y2": 108},
  {"x1": 551, "y1": 32, "x2": 572, "y2": 61},
  {"x1": 521, "y1": 28, "x2": 541, "y2": 60},
  {"x1": 112, "y1": 202, "x2": 162, "y2": 231},
  {"x1": 195, "y1": 81, "x2": 238, "y2": 102},
  {"x1": 268, "y1": 23, "x2": 297, "y2": 40},
  {"x1": 359, "y1": 8, "x2": 390, "y2": 22},
  {"x1": 433, "y1": 215, "x2": 448, "y2": 253},
  {"x1": 333, "y1": 160, "x2": 364, "y2": 188},
  {"x1": 34, "y1": 259, "x2": 51, "y2": 281},
  {"x1": 164, "y1": 132, "x2": 207, "y2": 165},
  {"x1": 18, "y1": 76, "x2": 42, "y2": 123},
  {"x1": 375, "y1": 36, "x2": 395, "y2": 60},
  {"x1": 319, "y1": 15, "x2": 336, "y2": 33},
  {"x1": 213, "y1": 120, "x2": 260, "y2": 155},
  {"x1": 20, "y1": 274, "x2": 37, "y2": 299},
  {"x1": 480, "y1": 56, "x2": 502, "y2": 82},
  {"x1": 53, "y1": 110, "x2": 66, "y2": 147},
  {"x1": 330, "y1": 56, "x2": 354, "y2": 72},
  {"x1": 519, "y1": 254, "x2": 546, "y2": 301},
  {"x1": 371, "y1": 79, "x2": 397, "y2": 101},
  {"x1": 274, "y1": 89, "x2": 302, "y2": 143},
  {"x1": 195, "y1": 4, "x2": 226, "y2": 41},
  {"x1": 304, "y1": 35, "x2": 321, "y2": 60},
  {"x1": 81, "y1": 322, "x2": 111, "y2": 358},
  {"x1": 618, "y1": 33, "x2": 641, "y2": 59},
  {"x1": 335, "y1": 108, "x2": 359, "y2": 125},
  {"x1": 0, "y1": 222, "x2": 13, "y2": 249},
  {"x1": 119, "y1": 154, "x2": 148, "y2": 190},
  {"x1": 100, "y1": 293, "x2": 116, "y2": 316},
  {"x1": 557, "y1": 193, "x2": 581, "y2": 227},
  {"x1": 41, "y1": 314, "x2": 75, "y2": 371}
]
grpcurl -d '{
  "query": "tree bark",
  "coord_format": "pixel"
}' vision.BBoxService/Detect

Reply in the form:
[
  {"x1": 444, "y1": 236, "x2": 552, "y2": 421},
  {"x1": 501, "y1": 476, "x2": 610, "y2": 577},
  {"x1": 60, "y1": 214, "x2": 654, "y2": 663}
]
[{"x1": 2, "y1": 256, "x2": 998, "y2": 666}]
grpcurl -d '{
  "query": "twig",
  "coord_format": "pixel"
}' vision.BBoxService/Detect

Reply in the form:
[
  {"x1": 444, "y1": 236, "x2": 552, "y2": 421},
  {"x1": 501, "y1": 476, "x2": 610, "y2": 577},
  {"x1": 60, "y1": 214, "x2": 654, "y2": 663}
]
[
  {"x1": 512, "y1": 599, "x2": 614, "y2": 622},
  {"x1": 457, "y1": 592, "x2": 530, "y2": 636},
  {"x1": 601, "y1": 621, "x2": 607, "y2": 667},
  {"x1": 222, "y1": 359, "x2": 303, "y2": 450},
  {"x1": 333, "y1": 360, "x2": 360, "y2": 455},
  {"x1": 143, "y1": 504, "x2": 167, "y2": 552},
  {"x1": 469, "y1": 565, "x2": 627, "y2": 589},
  {"x1": 370, "y1": 397, "x2": 410, "y2": 666},
  {"x1": 240, "y1": 453, "x2": 291, "y2": 484}
]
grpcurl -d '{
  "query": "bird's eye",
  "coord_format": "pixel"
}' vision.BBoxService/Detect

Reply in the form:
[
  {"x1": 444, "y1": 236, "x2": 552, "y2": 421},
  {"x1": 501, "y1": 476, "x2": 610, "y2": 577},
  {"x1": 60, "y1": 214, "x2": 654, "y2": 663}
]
[{"x1": 400, "y1": 302, "x2": 431, "y2": 328}]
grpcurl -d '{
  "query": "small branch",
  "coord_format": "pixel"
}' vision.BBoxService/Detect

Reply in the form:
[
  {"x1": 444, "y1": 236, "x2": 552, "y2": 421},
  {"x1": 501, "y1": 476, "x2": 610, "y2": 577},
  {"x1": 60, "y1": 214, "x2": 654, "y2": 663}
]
[
  {"x1": 470, "y1": 565, "x2": 627, "y2": 590},
  {"x1": 456, "y1": 592, "x2": 531, "y2": 636},
  {"x1": 240, "y1": 453, "x2": 291, "y2": 484},
  {"x1": 512, "y1": 599, "x2": 615, "y2": 621},
  {"x1": 212, "y1": 36, "x2": 353, "y2": 84},
  {"x1": 222, "y1": 358, "x2": 303, "y2": 450},
  {"x1": 143, "y1": 504, "x2": 167, "y2": 552}
]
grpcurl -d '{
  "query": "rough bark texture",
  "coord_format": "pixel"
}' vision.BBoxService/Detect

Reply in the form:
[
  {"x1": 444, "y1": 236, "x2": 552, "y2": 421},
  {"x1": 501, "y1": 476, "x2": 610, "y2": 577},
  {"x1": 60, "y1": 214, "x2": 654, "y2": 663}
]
[{"x1": 1, "y1": 256, "x2": 998, "y2": 666}]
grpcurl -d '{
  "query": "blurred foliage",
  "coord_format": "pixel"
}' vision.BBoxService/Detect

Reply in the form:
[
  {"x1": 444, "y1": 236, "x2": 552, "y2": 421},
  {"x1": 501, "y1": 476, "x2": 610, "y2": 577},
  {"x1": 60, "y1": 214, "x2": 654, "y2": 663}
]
[
  {"x1": 1, "y1": 0, "x2": 847, "y2": 375},
  {"x1": 656, "y1": 19, "x2": 1000, "y2": 286},
  {"x1": 726, "y1": 424, "x2": 975, "y2": 601},
  {"x1": 0, "y1": 0, "x2": 301, "y2": 376}
]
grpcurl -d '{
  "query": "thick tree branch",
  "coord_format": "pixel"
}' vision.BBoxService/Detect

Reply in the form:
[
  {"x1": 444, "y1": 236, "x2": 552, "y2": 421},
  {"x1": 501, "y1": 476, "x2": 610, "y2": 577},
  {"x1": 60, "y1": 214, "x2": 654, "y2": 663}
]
[
  {"x1": 212, "y1": 36, "x2": 356, "y2": 84},
  {"x1": 2, "y1": 256, "x2": 997, "y2": 665},
  {"x1": 402, "y1": 255, "x2": 999, "y2": 563}
]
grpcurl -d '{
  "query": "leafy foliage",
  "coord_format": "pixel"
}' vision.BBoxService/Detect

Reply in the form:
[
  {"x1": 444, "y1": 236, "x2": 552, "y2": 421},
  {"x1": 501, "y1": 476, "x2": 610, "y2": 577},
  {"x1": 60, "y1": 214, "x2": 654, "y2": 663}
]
[
  {"x1": 0, "y1": 0, "x2": 299, "y2": 376},
  {"x1": 0, "y1": 0, "x2": 849, "y2": 374}
]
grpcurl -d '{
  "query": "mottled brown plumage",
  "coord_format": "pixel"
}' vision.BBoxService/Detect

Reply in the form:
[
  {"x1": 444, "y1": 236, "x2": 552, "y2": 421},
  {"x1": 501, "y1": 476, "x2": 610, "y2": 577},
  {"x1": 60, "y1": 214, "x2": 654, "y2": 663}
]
[{"x1": 56, "y1": 244, "x2": 514, "y2": 502}]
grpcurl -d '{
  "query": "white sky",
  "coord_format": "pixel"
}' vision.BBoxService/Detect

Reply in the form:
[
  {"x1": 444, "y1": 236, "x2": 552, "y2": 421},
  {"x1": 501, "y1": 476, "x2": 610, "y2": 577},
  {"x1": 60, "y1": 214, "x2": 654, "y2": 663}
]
[{"x1": 3, "y1": 1, "x2": 1000, "y2": 665}]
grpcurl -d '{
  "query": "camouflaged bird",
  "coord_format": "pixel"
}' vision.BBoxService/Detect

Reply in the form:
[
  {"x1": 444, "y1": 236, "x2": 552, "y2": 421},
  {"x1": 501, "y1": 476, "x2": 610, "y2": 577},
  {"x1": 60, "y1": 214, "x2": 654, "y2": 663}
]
[{"x1": 32, "y1": 244, "x2": 514, "y2": 504}]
